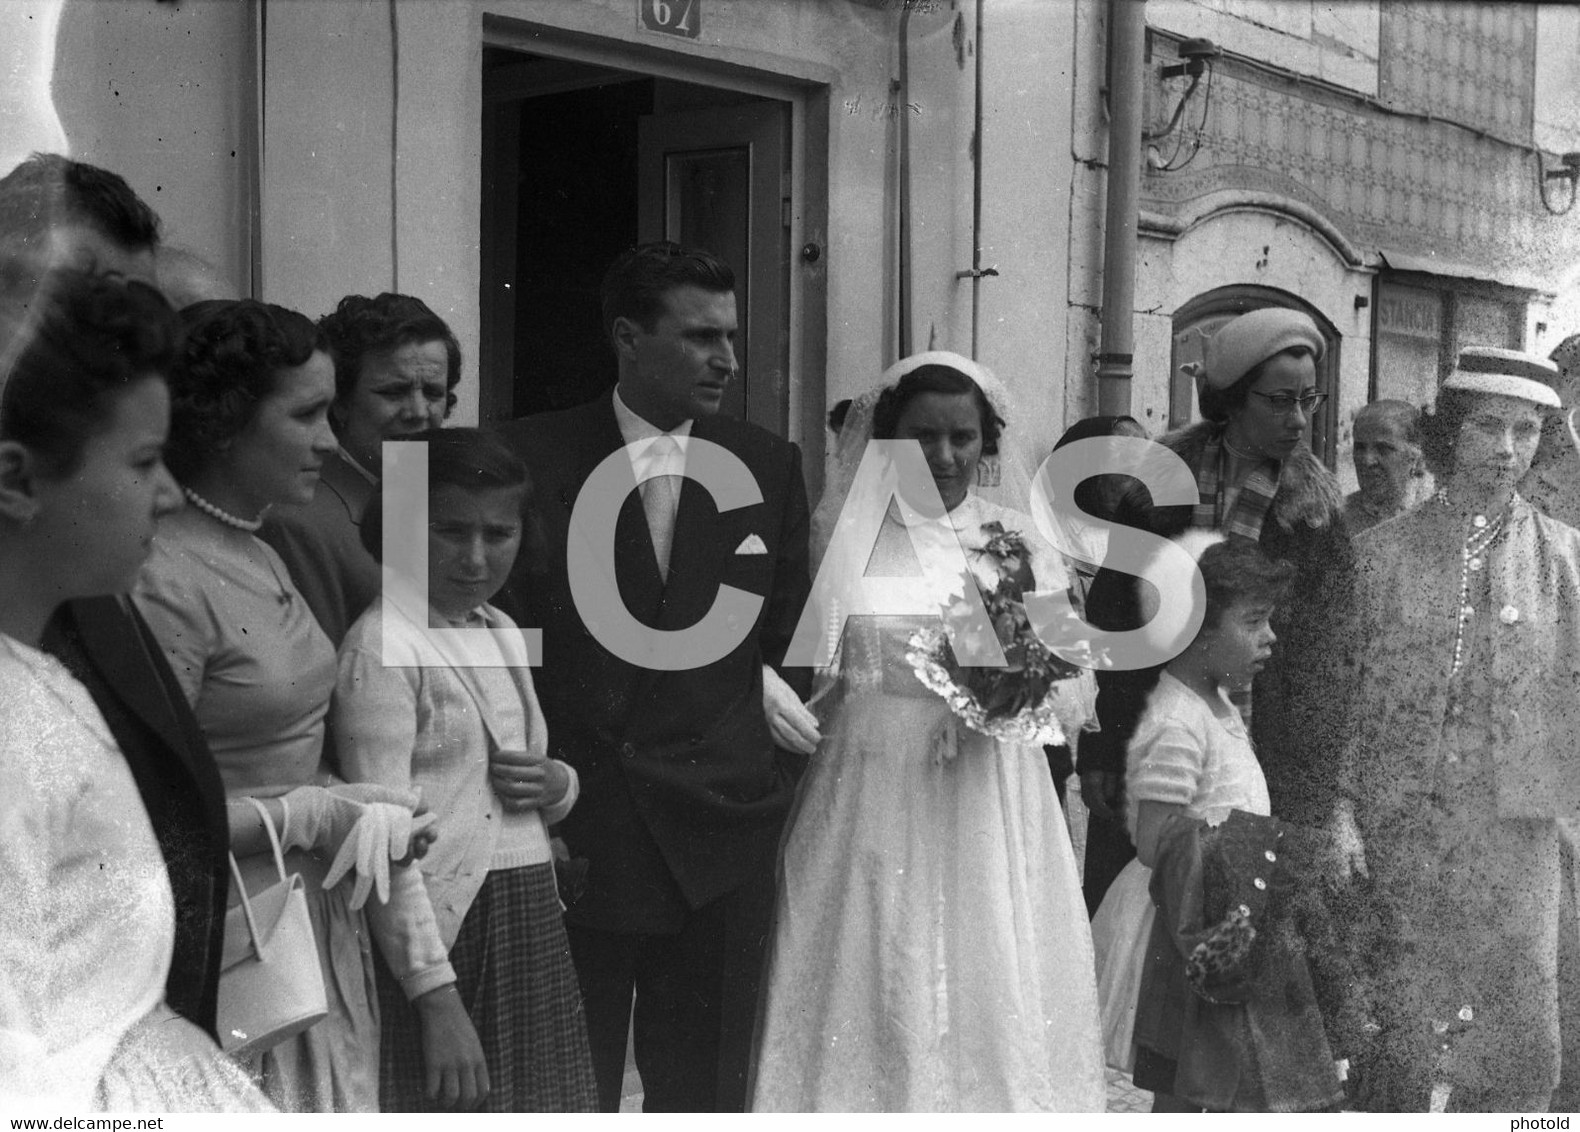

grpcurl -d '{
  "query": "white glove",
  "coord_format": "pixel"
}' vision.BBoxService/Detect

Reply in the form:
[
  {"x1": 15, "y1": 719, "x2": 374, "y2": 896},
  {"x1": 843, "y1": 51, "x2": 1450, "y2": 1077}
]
[
  {"x1": 280, "y1": 785, "x2": 420, "y2": 909},
  {"x1": 763, "y1": 664, "x2": 820, "y2": 756},
  {"x1": 322, "y1": 803, "x2": 414, "y2": 910}
]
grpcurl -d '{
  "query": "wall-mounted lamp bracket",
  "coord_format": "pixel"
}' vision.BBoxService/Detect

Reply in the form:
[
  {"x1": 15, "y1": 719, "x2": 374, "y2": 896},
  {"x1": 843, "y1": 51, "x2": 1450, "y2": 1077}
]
[
  {"x1": 1539, "y1": 151, "x2": 1580, "y2": 217},
  {"x1": 1146, "y1": 38, "x2": 1219, "y2": 172}
]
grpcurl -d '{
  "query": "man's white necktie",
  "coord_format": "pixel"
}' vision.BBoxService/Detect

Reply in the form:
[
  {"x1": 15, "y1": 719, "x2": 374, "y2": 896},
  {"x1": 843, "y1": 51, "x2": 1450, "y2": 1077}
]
[{"x1": 641, "y1": 434, "x2": 682, "y2": 582}]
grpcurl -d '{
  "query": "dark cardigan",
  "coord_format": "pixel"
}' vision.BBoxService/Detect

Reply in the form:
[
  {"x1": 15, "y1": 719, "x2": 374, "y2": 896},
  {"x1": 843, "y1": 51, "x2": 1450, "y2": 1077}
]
[{"x1": 1079, "y1": 422, "x2": 1361, "y2": 830}]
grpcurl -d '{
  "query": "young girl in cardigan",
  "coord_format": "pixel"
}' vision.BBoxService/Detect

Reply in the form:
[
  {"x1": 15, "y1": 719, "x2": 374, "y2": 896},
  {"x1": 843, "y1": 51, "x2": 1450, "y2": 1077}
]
[
  {"x1": 1092, "y1": 534, "x2": 1346, "y2": 1112},
  {"x1": 332, "y1": 427, "x2": 597, "y2": 1111}
]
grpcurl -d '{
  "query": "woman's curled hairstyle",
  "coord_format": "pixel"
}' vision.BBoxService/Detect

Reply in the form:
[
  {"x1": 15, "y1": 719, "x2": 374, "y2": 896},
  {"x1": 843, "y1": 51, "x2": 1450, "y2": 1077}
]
[
  {"x1": 1, "y1": 268, "x2": 180, "y2": 475},
  {"x1": 870, "y1": 363, "x2": 1003, "y2": 455},
  {"x1": 163, "y1": 299, "x2": 326, "y2": 483},
  {"x1": 319, "y1": 292, "x2": 463, "y2": 419}
]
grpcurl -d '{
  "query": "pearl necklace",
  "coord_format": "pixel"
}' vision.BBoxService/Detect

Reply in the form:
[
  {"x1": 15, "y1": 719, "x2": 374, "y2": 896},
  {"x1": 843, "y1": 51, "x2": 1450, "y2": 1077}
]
[
  {"x1": 1439, "y1": 490, "x2": 1509, "y2": 677},
  {"x1": 183, "y1": 487, "x2": 263, "y2": 532}
]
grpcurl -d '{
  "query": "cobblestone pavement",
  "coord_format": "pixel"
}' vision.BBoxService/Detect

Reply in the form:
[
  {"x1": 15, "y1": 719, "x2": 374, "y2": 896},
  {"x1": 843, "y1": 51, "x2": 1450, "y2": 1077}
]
[
  {"x1": 621, "y1": 1069, "x2": 1153, "y2": 1112},
  {"x1": 1105, "y1": 1068, "x2": 1154, "y2": 1113}
]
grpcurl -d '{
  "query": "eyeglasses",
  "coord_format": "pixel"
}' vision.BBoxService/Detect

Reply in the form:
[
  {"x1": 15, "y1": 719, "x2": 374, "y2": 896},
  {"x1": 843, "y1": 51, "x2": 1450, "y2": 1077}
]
[{"x1": 1249, "y1": 391, "x2": 1329, "y2": 416}]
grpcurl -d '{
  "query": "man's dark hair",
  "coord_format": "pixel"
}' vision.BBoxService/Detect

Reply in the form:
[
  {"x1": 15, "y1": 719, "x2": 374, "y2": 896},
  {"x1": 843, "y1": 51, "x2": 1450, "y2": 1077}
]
[
  {"x1": 599, "y1": 241, "x2": 735, "y2": 348},
  {"x1": 318, "y1": 292, "x2": 463, "y2": 422},
  {"x1": 0, "y1": 153, "x2": 161, "y2": 252},
  {"x1": 1197, "y1": 536, "x2": 1297, "y2": 632},
  {"x1": 1, "y1": 268, "x2": 180, "y2": 476}
]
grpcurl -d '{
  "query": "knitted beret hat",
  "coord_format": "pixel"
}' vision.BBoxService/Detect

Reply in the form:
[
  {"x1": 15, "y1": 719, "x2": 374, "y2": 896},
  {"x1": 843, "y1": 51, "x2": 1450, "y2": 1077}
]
[{"x1": 1197, "y1": 308, "x2": 1326, "y2": 390}]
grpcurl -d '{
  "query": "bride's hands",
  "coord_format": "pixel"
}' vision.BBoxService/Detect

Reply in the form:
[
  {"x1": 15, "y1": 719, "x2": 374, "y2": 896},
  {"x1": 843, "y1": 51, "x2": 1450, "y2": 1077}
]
[{"x1": 764, "y1": 664, "x2": 820, "y2": 755}]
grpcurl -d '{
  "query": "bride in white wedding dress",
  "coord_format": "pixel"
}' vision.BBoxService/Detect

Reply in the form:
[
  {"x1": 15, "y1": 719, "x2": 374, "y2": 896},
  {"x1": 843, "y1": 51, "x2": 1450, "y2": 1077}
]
[{"x1": 751, "y1": 353, "x2": 1106, "y2": 1112}]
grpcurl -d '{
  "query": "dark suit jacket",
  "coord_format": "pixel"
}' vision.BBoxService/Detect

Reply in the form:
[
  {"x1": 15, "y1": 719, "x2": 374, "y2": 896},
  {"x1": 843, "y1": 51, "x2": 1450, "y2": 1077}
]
[
  {"x1": 493, "y1": 393, "x2": 812, "y2": 933},
  {"x1": 41, "y1": 597, "x2": 230, "y2": 1040}
]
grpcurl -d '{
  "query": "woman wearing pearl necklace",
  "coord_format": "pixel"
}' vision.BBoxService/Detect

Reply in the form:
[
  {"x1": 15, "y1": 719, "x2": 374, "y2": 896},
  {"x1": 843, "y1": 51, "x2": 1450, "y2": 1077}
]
[
  {"x1": 133, "y1": 299, "x2": 425, "y2": 1112},
  {"x1": 1348, "y1": 349, "x2": 1580, "y2": 1112}
]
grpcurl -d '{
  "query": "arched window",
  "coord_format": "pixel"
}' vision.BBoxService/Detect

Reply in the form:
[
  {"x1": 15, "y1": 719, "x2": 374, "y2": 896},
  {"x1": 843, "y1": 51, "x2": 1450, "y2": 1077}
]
[{"x1": 1170, "y1": 286, "x2": 1342, "y2": 469}]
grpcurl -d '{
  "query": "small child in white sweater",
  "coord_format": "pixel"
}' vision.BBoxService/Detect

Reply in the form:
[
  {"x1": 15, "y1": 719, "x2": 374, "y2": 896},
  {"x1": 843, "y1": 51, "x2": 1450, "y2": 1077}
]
[{"x1": 1090, "y1": 534, "x2": 1290, "y2": 1095}]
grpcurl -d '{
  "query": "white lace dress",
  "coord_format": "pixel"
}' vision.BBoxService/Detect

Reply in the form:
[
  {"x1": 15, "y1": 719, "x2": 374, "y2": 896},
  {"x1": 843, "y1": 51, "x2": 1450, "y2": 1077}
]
[
  {"x1": 0, "y1": 635, "x2": 270, "y2": 1112},
  {"x1": 751, "y1": 495, "x2": 1106, "y2": 1112}
]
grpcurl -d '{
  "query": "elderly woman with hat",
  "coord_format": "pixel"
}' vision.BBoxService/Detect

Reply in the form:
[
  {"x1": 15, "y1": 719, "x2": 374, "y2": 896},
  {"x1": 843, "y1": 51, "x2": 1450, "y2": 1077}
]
[
  {"x1": 1081, "y1": 308, "x2": 1359, "y2": 882},
  {"x1": 1347, "y1": 348, "x2": 1580, "y2": 1112}
]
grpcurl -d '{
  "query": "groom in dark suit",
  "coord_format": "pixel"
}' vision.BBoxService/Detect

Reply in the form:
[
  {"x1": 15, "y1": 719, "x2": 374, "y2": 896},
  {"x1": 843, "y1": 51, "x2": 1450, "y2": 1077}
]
[{"x1": 493, "y1": 242, "x2": 815, "y2": 1112}]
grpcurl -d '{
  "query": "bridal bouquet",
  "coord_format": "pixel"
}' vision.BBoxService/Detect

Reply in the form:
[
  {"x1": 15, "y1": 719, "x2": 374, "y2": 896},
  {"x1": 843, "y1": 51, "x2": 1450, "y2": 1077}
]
[{"x1": 905, "y1": 521, "x2": 1091, "y2": 746}]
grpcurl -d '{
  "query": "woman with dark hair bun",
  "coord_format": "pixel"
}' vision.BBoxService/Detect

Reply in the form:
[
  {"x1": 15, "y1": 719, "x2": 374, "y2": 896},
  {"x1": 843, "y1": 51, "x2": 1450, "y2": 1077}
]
[
  {"x1": 261, "y1": 292, "x2": 463, "y2": 646},
  {"x1": 134, "y1": 299, "x2": 426, "y2": 1113},
  {"x1": 0, "y1": 270, "x2": 269, "y2": 1109}
]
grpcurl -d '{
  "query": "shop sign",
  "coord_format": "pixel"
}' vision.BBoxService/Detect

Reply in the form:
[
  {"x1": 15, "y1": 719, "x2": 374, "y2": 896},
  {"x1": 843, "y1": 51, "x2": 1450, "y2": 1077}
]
[
  {"x1": 640, "y1": 0, "x2": 701, "y2": 39},
  {"x1": 1377, "y1": 288, "x2": 1441, "y2": 342}
]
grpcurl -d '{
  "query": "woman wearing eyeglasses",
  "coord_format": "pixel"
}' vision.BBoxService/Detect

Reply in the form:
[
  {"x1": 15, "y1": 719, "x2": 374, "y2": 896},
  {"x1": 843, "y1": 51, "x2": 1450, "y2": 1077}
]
[{"x1": 1080, "y1": 309, "x2": 1367, "y2": 1103}]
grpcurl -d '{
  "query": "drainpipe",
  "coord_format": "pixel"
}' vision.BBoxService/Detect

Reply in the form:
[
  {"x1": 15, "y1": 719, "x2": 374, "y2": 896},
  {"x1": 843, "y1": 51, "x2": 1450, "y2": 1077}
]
[
  {"x1": 1097, "y1": 0, "x2": 1146, "y2": 416},
  {"x1": 896, "y1": 2, "x2": 914, "y2": 360}
]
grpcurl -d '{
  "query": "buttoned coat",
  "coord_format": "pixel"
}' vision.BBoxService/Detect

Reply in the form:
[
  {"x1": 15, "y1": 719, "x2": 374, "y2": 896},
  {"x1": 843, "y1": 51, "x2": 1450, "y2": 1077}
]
[
  {"x1": 1349, "y1": 496, "x2": 1580, "y2": 834},
  {"x1": 491, "y1": 392, "x2": 812, "y2": 933},
  {"x1": 1138, "y1": 810, "x2": 1345, "y2": 1112}
]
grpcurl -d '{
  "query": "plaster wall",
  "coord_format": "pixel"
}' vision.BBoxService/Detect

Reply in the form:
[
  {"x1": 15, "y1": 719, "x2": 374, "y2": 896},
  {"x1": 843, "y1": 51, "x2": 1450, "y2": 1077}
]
[
  {"x1": 44, "y1": 0, "x2": 253, "y2": 293},
  {"x1": 1535, "y1": 3, "x2": 1580, "y2": 156},
  {"x1": 256, "y1": 0, "x2": 1082, "y2": 463},
  {"x1": 1147, "y1": 0, "x2": 1381, "y2": 95}
]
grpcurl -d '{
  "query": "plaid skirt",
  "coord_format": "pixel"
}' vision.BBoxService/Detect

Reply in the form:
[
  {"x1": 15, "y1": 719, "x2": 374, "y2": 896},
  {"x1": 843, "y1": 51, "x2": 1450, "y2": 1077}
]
[{"x1": 377, "y1": 862, "x2": 599, "y2": 1112}]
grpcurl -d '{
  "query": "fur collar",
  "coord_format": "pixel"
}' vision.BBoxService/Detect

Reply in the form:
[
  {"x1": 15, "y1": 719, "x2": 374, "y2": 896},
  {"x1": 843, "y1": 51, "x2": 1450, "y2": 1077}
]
[{"x1": 1161, "y1": 421, "x2": 1345, "y2": 531}]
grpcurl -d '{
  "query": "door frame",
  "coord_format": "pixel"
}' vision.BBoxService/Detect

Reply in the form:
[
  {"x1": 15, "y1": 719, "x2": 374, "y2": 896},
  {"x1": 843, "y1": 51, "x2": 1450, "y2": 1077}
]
[{"x1": 479, "y1": 13, "x2": 830, "y2": 485}]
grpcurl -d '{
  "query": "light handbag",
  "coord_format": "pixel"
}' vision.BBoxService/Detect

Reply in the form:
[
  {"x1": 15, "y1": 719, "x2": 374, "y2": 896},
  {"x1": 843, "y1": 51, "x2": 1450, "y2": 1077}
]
[{"x1": 217, "y1": 796, "x2": 328, "y2": 1056}]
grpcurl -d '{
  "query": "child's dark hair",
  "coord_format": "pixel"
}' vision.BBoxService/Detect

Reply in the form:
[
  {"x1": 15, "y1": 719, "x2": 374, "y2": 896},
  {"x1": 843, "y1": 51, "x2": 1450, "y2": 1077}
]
[
  {"x1": 1197, "y1": 536, "x2": 1296, "y2": 631},
  {"x1": 360, "y1": 426, "x2": 536, "y2": 565}
]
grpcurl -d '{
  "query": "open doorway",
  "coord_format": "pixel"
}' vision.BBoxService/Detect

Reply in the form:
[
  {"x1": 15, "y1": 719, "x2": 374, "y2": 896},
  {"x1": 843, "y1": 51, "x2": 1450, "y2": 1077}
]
[{"x1": 481, "y1": 50, "x2": 793, "y2": 436}]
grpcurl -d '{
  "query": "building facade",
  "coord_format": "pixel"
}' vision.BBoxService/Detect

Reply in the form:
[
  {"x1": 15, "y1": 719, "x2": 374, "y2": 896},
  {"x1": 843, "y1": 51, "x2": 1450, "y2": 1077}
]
[{"x1": 8, "y1": 0, "x2": 1580, "y2": 496}]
